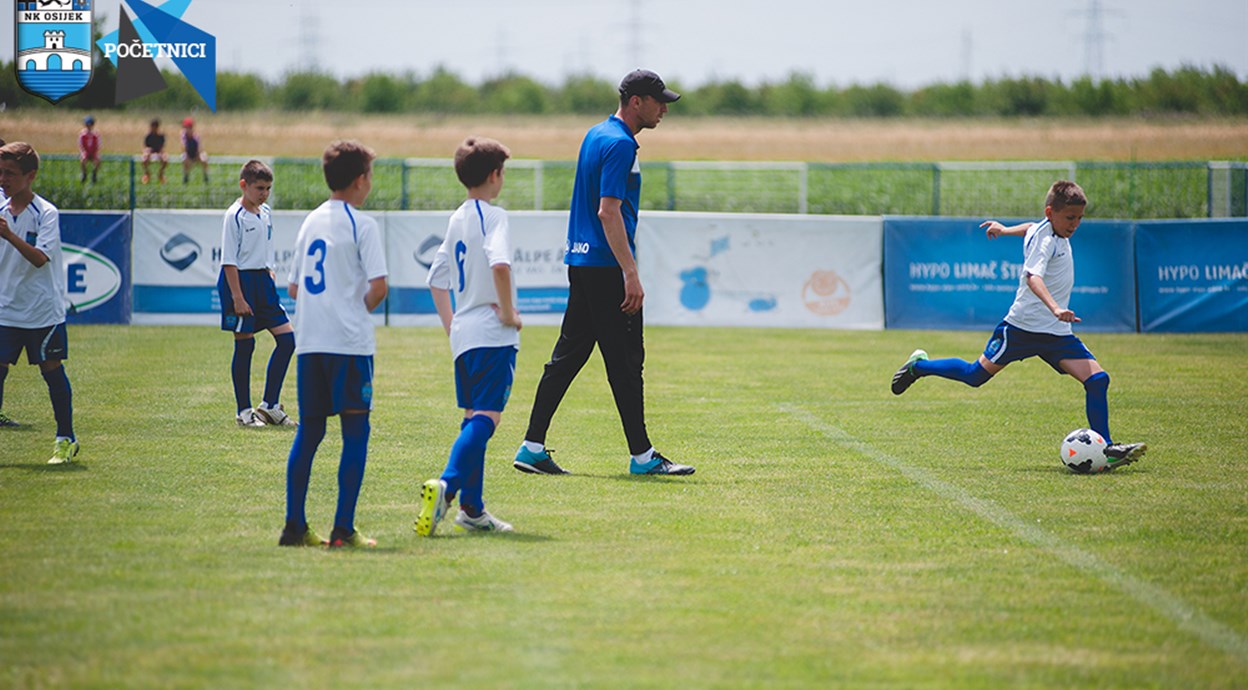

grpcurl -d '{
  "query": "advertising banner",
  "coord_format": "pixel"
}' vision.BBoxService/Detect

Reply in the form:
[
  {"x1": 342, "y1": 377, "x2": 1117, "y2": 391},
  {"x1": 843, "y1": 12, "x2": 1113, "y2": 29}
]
[
  {"x1": 883, "y1": 217, "x2": 1136, "y2": 332},
  {"x1": 639, "y1": 213, "x2": 884, "y2": 329},
  {"x1": 132, "y1": 209, "x2": 307, "y2": 324},
  {"x1": 62, "y1": 211, "x2": 131, "y2": 324},
  {"x1": 384, "y1": 211, "x2": 570, "y2": 326},
  {"x1": 1136, "y1": 219, "x2": 1248, "y2": 332}
]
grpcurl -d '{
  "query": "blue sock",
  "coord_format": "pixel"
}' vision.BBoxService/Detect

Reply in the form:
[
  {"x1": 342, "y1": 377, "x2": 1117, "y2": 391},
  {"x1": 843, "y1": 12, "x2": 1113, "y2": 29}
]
[
  {"x1": 442, "y1": 415, "x2": 495, "y2": 514},
  {"x1": 0, "y1": 365, "x2": 8, "y2": 409},
  {"x1": 262, "y1": 332, "x2": 295, "y2": 408},
  {"x1": 334, "y1": 413, "x2": 371, "y2": 533},
  {"x1": 285, "y1": 414, "x2": 326, "y2": 526},
  {"x1": 913, "y1": 358, "x2": 993, "y2": 387},
  {"x1": 232, "y1": 338, "x2": 255, "y2": 412},
  {"x1": 41, "y1": 365, "x2": 74, "y2": 440},
  {"x1": 1084, "y1": 372, "x2": 1111, "y2": 443}
]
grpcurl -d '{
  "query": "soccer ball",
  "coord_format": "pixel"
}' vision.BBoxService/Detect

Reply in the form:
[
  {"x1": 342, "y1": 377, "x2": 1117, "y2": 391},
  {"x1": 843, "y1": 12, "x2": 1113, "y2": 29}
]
[{"x1": 1060, "y1": 428, "x2": 1109, "y2": 474}]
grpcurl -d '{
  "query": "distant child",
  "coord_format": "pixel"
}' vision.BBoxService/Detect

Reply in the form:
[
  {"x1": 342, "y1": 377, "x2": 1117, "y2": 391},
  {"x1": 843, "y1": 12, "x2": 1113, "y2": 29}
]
[
  {"x1": 78, "y1": 115, "x2": 100, "y2": 184},
  {"x1": 280, "y1": 140, "x2": 388, "y2": 548},
  {"x1": 416, "y1": 137, "x2": 520, "y2": 536},
  {"x1": 0, "y1": 142, "x2": 79, "y2": 464},
  {"x1": 141, "y1": 118, "x2": 168, "y2": 184},
  {"x1": 218, "y1": 160, "x2": 296, "y2": 427},
  {"x1": 180, "y1": 117, "x2": 208, "y2": 184},
  {"x1": 890, "y1": 180, "x2": 1147, "y2": 469}
]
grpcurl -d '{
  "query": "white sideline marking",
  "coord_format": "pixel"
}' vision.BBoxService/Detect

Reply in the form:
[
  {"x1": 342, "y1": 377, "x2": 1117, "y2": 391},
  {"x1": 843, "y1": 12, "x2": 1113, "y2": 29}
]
[{"x1": 781, "y1": 403, "x2": 1248, "y2": 664}]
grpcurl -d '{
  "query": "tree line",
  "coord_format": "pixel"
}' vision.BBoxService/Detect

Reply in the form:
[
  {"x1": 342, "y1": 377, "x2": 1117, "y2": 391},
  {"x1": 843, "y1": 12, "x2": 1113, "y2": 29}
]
[{"x1": 2, "y1": 61, "x2": 1245, "y2": 117}]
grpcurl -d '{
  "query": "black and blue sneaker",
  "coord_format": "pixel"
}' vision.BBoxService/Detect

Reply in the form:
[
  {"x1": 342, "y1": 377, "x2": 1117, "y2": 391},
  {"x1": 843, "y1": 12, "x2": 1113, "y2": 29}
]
[
  {"x1": 629, "y1": 451, "x2": 695, "y2": 476},
  {"x1": 514, "y1": 445, "x2": 570, "y2": 475}
]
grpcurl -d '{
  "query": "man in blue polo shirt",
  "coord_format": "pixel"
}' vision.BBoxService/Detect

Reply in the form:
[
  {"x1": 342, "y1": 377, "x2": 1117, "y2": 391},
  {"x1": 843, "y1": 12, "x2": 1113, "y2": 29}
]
[{"x1": 514, "y1": 69, "x2": 694, "y2": 477}]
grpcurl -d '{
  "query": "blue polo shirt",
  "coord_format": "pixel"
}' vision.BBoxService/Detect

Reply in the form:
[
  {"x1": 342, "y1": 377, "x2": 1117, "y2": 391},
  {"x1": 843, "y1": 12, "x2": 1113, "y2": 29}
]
[{"x1": 565, "y1": 115, "x2": 641, "y2": 267}]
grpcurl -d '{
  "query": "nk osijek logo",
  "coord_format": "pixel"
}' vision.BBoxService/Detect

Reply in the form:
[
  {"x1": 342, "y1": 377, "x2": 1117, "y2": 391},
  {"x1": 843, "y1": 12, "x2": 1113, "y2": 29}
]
[
  {"x1": 97, "y1": 0, "x2": 216, "y2": 111},
  {"x1": 15, "y1": 0, "x2": 94, "y2": 104}
]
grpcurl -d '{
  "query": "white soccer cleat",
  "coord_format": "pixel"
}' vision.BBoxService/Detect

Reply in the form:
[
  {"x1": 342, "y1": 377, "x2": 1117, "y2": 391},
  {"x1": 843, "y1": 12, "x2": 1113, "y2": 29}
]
[
  {"x1": 236, "y1": 408, "x2": 265, "y2": 427},
  {"x1": 255, "y1": 402, "x2": 297, "y2": 427},
  {"x1": 454, "y1": 510, "x2": 513, "y2": 533}
]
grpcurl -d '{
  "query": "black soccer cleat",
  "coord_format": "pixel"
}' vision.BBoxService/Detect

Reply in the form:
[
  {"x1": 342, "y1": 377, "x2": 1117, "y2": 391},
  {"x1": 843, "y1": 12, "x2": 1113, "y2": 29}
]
[
  {"x1": 1104, "y1": 442, "x2": 1147, "y2": 469},
  {"x1": 514, "y1": 446, "x2": 570, "y2": 475},
  {"x1": 891, "y1": 349, "x2": 928, "y2": 395}
]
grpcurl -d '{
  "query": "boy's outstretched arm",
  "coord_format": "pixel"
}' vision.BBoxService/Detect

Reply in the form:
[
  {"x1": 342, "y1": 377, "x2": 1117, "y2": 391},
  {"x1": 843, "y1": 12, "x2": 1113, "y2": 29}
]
[
  {"x1": 981, "y1": 220, "x2": 1033, "y2": 239},
  {"x1": 0, "y1": 217, "x2": 50, "y2": 267}
]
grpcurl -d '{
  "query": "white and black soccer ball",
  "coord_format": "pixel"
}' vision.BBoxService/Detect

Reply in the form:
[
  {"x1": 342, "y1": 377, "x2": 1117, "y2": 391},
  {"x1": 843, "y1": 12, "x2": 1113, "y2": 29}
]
[{"x1": 1060, "y1": 428, "x2": 1109, "y2": 474}]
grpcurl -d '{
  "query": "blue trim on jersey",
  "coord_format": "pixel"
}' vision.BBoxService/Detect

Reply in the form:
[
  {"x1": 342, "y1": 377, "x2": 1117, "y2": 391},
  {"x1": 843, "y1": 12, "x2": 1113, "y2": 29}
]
[
  {"x1": 474, "y1": 199, "x2": 486, "y2": 236},
  {"x1": 232, "y1": 205, "x2": 247, "y2": 260},
  {"x1": 1025, "y1": 218, "x2": 1052, "y2": 257},
  {"x1": 342, "y1": 201, "x2": 358, "y2": 245}
]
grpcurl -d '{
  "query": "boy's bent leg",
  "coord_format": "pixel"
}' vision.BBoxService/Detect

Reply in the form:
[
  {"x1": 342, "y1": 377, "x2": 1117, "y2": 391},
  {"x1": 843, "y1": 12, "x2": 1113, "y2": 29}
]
[
  {"x1": 913, "y1": 356, "x2": 996, "y2": 388},
  {"x1": 446, "y1": 415, "x2": 495, "y2": 514},
  {"x1": 0, "y1": 363, "x2": 16, "y2": 426},
  {"x1": 39, "y1": 361, "x2": 74, "y2": 441}
]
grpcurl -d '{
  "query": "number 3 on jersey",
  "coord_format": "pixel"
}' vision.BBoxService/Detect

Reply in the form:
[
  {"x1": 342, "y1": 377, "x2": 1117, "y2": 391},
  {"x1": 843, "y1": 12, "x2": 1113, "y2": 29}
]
[
  {"x1": 455, "y1": 240, "x2": 467, "y2": 293},
  {"x1": 305, "y1": 238, "x2": 327, "y2": 294}
]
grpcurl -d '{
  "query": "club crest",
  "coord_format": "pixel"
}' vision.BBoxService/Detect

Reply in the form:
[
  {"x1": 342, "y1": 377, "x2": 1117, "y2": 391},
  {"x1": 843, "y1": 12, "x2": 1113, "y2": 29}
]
[{"x1": 15, "y1": 0, "x2": 94, "y2": 104}]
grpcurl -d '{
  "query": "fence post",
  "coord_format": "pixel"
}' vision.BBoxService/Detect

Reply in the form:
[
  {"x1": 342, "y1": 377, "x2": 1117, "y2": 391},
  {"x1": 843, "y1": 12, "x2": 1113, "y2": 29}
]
[
  {"x1": 798, "y1": 163, "x2": 808, "y2": 214},
  {"x1": 931, "y1": 164, "x2": 941, "y2": 216},
  {"x1": 129, "y1": 157, "x2": 136, "y2": 211},
  {"x1": 534, "y1": 160, "x2": 544, "y2": 210},
  {"x1": 666, "y1": 162, "x2": 676, "y2": 211},
  {"x1": 401, "y1": 160, "x2": 410, "y2": 211}
]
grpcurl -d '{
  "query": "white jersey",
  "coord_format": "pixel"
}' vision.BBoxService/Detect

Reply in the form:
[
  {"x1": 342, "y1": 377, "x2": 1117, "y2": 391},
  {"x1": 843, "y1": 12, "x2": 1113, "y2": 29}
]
[
  {"x1": 0, "y1": 194, "x2": 67, "y2": 329},
  {"x1": 427, "y1": 199, "x2": 520, "y2": 359},
  {"x1": 1004, "y1": 218, "x2": 1075, "y2": 336},
  {"x1": 220, "y1": 200, "x2": 274, "y2": 270},
  {"x1": 287, "y1": 199, "x2": 388, "y2": 356}
]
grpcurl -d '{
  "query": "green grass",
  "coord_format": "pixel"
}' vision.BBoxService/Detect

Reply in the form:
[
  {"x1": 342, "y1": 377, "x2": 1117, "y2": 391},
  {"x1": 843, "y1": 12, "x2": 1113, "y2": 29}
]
[{"x1": 1, "y1": 326, "x2": 1246, "y2": 689}]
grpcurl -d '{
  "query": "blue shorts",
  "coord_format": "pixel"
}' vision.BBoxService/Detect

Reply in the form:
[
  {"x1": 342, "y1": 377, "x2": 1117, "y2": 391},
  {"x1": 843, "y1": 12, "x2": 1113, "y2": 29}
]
[
  {"x1": 218, "y1": 269, "x2": 289, "y2": 334},
  {"x1": 454, "y1": 346, "x2": 516, "y2": 412},
  {"x1": 983, "y1": 321, "x2": 1095, "y2": 373},
  {"x1": 0, "y1": 323, "x2": 69, "y2": 365},
  {"x1": 296, "y1": 353, "x2": 374, "y2": 417}
]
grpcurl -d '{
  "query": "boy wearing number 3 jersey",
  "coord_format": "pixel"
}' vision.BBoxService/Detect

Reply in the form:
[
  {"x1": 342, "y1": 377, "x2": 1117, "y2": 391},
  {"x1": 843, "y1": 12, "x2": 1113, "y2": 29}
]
[
  {"x1": 416, "y1": 137, "x2": 520, "y2": 536},
  {"x1": 280, "y1": 141, "x2": 389, "y2": 549}
]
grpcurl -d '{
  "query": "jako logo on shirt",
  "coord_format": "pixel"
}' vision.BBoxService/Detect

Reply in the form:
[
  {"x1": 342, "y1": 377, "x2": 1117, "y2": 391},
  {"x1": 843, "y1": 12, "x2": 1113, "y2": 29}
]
[
  {"x1": 160, "y1": 232, "x2": 200, "y2": 271},
  {"x1": 14, "y1": 0, "x2": 94, "y2": 104},
  {"x1": 63, "y1": 243, "x2": 122, "y2": 313}
]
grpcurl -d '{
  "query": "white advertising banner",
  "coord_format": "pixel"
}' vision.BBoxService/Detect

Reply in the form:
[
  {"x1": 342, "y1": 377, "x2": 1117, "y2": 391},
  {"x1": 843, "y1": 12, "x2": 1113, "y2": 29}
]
[
  {"x1": 132, "y1": 209, "x2": 375, "y2": 325},
  {"x1": 637, "y1": 212, "x2": 884, "y2": 329}
]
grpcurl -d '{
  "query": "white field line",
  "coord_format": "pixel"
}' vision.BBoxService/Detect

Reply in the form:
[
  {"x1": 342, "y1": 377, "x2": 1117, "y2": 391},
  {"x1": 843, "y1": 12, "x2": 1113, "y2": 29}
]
[{"x1": 780, "y1": 403, "x2": 1248, "y2": 664}]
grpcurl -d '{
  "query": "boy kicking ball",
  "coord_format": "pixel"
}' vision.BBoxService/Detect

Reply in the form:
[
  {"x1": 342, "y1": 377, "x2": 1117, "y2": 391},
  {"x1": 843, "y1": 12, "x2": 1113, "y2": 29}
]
[
  {"x1": 891, "y1": 180, "x2": 1146, "y2": 469},
  {"x1": 416, "y1": 137, "x2": 520, "y2": 536}
]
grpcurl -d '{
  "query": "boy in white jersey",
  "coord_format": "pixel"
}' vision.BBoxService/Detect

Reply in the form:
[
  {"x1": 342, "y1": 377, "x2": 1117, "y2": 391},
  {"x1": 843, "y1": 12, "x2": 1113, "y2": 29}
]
[
  {"x1": 218, "y1": 160, "x2": 296, "y2": 427},
  {"x1": 280, "y1": 141, "x2": 388, "y2": 549},
  {"x1": 415, "y1": 137, "x2": 520, "y2": 536},
  {"x1": 0, "y1": 142, "x2": 79, "y2": 464},
  {"x1": 890, "y1": 180, "x2": 1146, "y2": 469}
]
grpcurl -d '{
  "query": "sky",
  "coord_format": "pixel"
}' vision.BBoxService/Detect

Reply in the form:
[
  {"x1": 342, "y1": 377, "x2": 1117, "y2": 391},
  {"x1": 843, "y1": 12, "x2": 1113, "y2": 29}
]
[{"x1": 4, "y1": 0, "x2": 1246, "y2": 90}]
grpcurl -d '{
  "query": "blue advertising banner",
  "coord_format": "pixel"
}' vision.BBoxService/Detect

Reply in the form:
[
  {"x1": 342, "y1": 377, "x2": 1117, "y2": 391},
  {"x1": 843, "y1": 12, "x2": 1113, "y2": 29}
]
[
  {"x1": 61, "y1": 212, "x2": 131, "y2": 324},
  {"x1": 1136, "y1": 219, "x2": 1248, "y2": 332},
  {"x1": 884, "y1": 217, "x2": 1136, "y2": 332}
]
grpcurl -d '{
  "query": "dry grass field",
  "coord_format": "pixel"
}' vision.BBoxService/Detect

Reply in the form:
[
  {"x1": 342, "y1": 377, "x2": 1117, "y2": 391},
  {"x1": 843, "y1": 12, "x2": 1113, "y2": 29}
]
[{"x1": 5, "y1": 110, "x2": 1248, "y2": 162}]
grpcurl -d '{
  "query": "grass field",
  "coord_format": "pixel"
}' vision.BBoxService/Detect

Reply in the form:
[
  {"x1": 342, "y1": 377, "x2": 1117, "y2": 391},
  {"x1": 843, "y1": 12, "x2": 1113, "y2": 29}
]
[{"x1": 2, "y1": 325, "x2": 1246, "y2": 689}]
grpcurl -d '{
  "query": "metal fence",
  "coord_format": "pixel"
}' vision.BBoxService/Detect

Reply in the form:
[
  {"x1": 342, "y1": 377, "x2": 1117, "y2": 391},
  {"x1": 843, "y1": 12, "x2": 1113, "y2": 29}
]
[{"x1": 40, "y1": 154, "x2": 1248, "y2": 219}]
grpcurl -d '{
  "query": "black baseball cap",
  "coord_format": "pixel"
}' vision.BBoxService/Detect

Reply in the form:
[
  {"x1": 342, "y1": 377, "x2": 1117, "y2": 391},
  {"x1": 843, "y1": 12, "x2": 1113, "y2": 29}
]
[{"x1": 619, "y1": 69, "x2": 681, "y2": 103}]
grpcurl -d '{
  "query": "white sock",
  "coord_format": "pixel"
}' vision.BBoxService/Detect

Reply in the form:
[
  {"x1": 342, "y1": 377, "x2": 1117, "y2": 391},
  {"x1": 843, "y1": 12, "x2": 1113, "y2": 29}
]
[
  {"x1": 522, "y1": 440, "x2": 544, "y2": 454},
  {"x1": 631, "y1": 447, "x2": 655, "y2": 464}
]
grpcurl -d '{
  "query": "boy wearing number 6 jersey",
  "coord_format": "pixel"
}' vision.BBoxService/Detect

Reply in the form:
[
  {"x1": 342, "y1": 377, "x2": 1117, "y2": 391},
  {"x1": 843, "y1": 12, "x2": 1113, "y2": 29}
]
[
  {"x1": 280, "y1": 141, "x2": 388, "y2": 549},
  {"x1": 416, "y1": 137, "x2": 520, "y2": 536}
]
